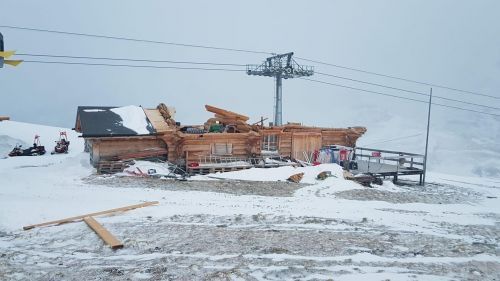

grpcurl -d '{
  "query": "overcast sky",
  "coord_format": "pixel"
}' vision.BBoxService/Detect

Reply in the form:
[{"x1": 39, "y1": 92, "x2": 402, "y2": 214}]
[{"x1": 1, "y1": 0, "x2": 500, "y2": 175}]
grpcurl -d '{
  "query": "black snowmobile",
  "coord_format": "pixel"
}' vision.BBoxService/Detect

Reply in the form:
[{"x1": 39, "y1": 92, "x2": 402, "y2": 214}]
[
  {"x1": 51, "y1": 131, "x2": 70, "y2": 154},
  {"x1": 8, "y1": 135, "x2": 46, "y2": 157}
]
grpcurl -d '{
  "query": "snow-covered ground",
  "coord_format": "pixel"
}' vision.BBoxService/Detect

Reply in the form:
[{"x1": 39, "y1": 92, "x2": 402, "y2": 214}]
[{"x1": 0, "y1": 120, "x2": 499, "y2": 280}]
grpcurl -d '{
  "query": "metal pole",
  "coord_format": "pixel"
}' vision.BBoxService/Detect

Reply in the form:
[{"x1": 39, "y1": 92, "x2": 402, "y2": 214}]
[
  {"x1": 423, "y1": 88, "x2": 432, "y2": 185},
  {"x1": 275, "y1": 74, "x2": 283, "y2": 126}
]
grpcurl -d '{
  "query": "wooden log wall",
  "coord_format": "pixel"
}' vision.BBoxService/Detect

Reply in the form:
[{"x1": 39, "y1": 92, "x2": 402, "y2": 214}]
[
  {"x1": 278, "y1": 132, "x2": 292, "y2": 157},
  {"x1": 168, "y1": 132, "x2": 260, "y2": 163},
  {"x1": 90, "y1": 137, "x2": 167, "y2": 166}
]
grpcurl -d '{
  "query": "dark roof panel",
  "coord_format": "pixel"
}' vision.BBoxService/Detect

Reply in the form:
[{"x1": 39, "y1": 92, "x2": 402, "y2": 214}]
[{"x1": 76, "y1": 106, "x2": 156, "y2": 137}]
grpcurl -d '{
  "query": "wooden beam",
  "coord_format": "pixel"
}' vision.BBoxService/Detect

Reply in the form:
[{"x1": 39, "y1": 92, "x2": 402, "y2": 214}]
[
  {"x1": 23, "y1": 201, "x2": 159, "y2": 230},
  {"x1": 83, "y1": 216, "x2": 124, "y2": 249},
  {"x1": 205, "y1": 105, "x2": 249, "y2": 121}
]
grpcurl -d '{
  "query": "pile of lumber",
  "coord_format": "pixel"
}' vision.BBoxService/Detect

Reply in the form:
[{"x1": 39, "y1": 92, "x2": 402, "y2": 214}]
[
  {"x1": 204, "y1": 105, "x2": 253, "y2": 133},
  {"x1": 156, "y1": 103, "x2": 177, "y2": 126},
  {"x1": 23, "y1": 201, "x2": 159, "y2": 250}
]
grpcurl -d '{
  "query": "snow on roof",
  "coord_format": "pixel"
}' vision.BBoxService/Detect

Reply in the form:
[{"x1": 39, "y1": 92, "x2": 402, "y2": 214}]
[
  {"x1": 76, "y1": 106, "x2": 156, "y2": 137},
  {"x1": 110, "y1": 106, "x2": 151, "y2": 135}
]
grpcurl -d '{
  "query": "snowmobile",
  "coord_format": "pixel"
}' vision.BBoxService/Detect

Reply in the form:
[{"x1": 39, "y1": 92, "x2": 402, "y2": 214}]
[
  {"x1": 51, "y1": 131, "x2": 70, "y2": 154},
  {"x1": 8, "y1": 135, "x2": 46, "y2": 156}
]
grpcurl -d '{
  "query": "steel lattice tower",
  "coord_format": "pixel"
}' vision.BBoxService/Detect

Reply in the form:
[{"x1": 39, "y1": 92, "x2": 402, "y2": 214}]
[{"x1": 247, "y1": 52, "x2": 314, "y2": 126}]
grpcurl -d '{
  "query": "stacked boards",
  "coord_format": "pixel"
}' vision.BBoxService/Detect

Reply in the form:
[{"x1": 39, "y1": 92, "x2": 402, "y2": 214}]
[{"x1": 204, "y1": 105, "x2": 253, "y2": 133}]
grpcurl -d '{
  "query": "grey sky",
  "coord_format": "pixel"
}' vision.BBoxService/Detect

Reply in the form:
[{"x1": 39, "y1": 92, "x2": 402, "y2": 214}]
[{"x1": 1, "y1": 0, "x2": 500, "y2": 176}]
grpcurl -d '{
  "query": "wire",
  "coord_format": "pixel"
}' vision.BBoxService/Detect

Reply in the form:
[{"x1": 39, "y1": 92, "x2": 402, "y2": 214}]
[
  {"x1": 22, "y1": 60, "x2": 245, "y2": 72},
  {"x1": 4, "y1": 24, "x2": 497, "y2": 100},
  {"x1": 16, "y1": 52, "x2": 500, "y2": 111},
  {"x1": 296, "y1": 56, "x2": 500, "y2": 100},
  {"x1": 360, "y1": 133, "x2": 424, "y2": 146},
  {"x1": 301, "y1": 78, "x2": 500, "y2": 117},
  {"x1": 16, "y1": 53, "x2": 247, "y2": 67},
  {"x1": 0, "y1": 25, "x2": 271, "y2": 55},
  {"x1": 20, "y1": 58, "x2": 500, "y2": 117},
  {"x1": 316, "y1": 71, "x2": 500, "y2": 111}
]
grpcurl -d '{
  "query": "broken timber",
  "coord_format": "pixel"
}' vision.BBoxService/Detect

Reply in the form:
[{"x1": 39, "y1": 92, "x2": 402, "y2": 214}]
[
  {"x1": 23, "y1": 201, "x2": 159, "y2": 230},
  {"x1": 83, "y1": 216, "x2": 124, "y2": 249}
]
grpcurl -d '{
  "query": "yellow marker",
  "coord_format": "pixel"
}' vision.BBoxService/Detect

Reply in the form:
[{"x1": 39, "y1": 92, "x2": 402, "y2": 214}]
[
  {"x1": 0, "y1": 50, "x2": 15, "y2": 58},
  {"x1": 4, "y1": 60, "x2": 23, "y2": 66}
]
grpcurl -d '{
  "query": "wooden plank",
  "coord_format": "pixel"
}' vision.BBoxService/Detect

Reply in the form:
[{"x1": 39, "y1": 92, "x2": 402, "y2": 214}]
[
  {"x1": 83, "y1": 216, "x2": 124, "y2": 249},
  {"x1": 23, "y1": 201, "x2": 159, "y2": 230},
  {"x1": 144, "y1": 109, "x2": 170, "y2": 132},
  {"x1": 205, "y1": 105, "x2": 249, "y2": 121}
]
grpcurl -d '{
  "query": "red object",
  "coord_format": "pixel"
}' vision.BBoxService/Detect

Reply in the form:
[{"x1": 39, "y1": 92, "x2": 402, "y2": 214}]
[
  {"x1": 371, "y1": 151, "x2": 381, "y2": 157},
  {"x1": 313, "y1": 150, "x2": 320, "y2": 162},
  {"x1": 188, "y1": 162, "x2": 200, "y2": 167},
  {"x1": 339, "y1": 149, "x2": 348, "y2": 161}
]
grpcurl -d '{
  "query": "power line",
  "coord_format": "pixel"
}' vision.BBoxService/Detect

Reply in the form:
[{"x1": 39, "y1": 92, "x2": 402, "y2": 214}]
[
  {"x1": 20, "y1": 58, "x2": 500, "y2": 117},
  {"x1": 296, "y1": 56, "x2": 500, "y2": 100},
  {"x1": 0, "y1": 25, "x2": 270, "y2": 55},
  {"x1": 4, "y1": 24, "x2": 497, "y2": 100},
  {"x1": 16, "y1": 53, "x2": 247, "y2": 67},
  {"x1": 360, "y1": 133, "x2": 424, "y2": 146},
  {"x1": 22, "y1": 60, "x2": 245, "y2": 72},
  {"x1": 301, "y1": 78, "x2": 500, "y2": 117},
  {"x1": 316, "y1": 71, "x2": 500, "y2": 111},
  {"x1": 15, "y1": 52, "x2": 500, "y2": 112}
]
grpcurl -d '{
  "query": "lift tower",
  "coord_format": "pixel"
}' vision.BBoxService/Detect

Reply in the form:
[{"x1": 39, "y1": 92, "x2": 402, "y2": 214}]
[{"x1": 246, "y1": 52, "x2": 314, "y2": 126}]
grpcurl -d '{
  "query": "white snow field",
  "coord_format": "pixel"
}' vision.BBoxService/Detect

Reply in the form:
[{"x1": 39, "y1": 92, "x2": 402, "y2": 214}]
[{"x1": 0, "y1": 120, "x2": 499, "y2": 280}]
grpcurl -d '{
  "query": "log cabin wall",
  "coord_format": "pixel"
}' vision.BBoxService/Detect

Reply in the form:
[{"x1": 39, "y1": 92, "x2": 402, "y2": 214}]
[
  {"x1": 88, "y1": 137, "x2": 167, "y2": 166},
  {"x1": 278, "y1": 132, "x2": 292, "y2": 156},
  {"x1": 161, "y1": 132, "x2": 261, "y2": 164}
]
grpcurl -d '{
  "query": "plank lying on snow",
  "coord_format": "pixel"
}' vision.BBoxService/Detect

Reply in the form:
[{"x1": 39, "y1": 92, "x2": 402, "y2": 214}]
[
  {"x1": 23, "y1": 201, "x2": 159, "y2": 230},
  {"x1": 83, "y1": 216, "x2": 124, "y2": 249}
]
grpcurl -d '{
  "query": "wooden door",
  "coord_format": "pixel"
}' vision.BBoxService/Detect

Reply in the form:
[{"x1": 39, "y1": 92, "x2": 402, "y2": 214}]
[{"x1": 291, "y1": 132, "x2": 322, "y2": 161}]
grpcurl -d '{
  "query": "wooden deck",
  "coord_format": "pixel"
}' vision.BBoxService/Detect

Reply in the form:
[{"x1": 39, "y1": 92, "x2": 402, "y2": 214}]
[
  {"x1": 187, "y1": 165, "x2": 252, "y2": 175},
  {"x1": 352, "y1": 147, "x2": 425, "y2": 184}
]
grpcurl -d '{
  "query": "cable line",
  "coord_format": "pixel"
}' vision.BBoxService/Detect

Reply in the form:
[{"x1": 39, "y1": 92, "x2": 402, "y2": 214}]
[
  {"x1": 301, "y1": 78, "x2": 500, "y2": 117},
  {"x1": 20, "y1": 58, "x2": 500, "y2": 117},
  {"x1": 361, "y1": 133, "x2": 424, "y2": 146},
  {"x1": 15, "y1": 52, "x2": 500, "y2": 111},
  {"x1": 3, "y1": 24, "x2": 497, "y2": 100},
  {"x1": 23, "y1": 60, "x2": 245, "y2": 72},
  {"x1": 316, "y1": 72, "x2": 500, "y2": 111},
  {"x1": 0, "y1": 25, "x2": 270, "y2": 55},
  {"x1": 16, "y1": 53, "x2": 247, "y2": 67},
  {"x1": 297, "y1": 56, "x2": 499, "y2": 100}
]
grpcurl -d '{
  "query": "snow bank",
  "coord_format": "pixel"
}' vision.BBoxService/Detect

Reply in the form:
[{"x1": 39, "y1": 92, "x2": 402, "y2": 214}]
[
  {"x1": 0, "y1": 120, "x2": 84, "y2": 157},
  {"x1": 122, "y1": 160, "x2": 173, "y2": 176},
  {"x1": 191, "y1": 163, "x2": 344, "y2": 184},
  {"x1": 110, "y1": 105, "x2": 150, "y2": 135}
]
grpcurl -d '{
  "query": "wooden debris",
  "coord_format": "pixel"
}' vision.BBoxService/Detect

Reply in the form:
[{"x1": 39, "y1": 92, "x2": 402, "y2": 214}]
[
  {"x1": 205, "y1": 105, "x2": 249, "y2": 121},
  {"x1": 23, "y1": 201, "x2": 159, "y2": 230},
  {"x1": 0, "y1": 116, "x2": 10, "y2": 121},
  {"x1": 317, "y1": 171, "x2": 331, "y2": 180},
  {"x1": 97, "y1": 161, "x2": 129, "y2": 174},
  {"x1": 343, "y1": 171, "x2": 379, "y2": 187},
  {"x1": 83, "y1": 216, "x2": 124, "y2": 249},
  {"x1": 287, "y1": 172, "x2": 304, "y2": 183}
]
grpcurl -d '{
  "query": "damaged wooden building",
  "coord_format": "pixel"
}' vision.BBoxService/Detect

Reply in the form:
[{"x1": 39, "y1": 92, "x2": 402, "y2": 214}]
[{"x1": 74, "y1": 103, "x2": 366, "y2": 173}]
